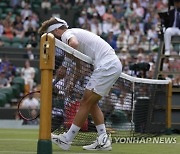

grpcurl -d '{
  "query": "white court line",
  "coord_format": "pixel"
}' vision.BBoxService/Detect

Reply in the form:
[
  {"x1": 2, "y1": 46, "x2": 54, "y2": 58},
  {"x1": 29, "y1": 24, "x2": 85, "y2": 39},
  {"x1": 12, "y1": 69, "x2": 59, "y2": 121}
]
[
  {"x1": 0, "y1": 138, "x2": 179, "y2": 144},
  {"x1": 0, "y1": 139, "x2": 37, "y2": 141},
  {"x1": 0, "y1": 131, "x2": 38, "y2": 134},
  {"x1": 0, "y1": 151, "x2": 36, "y2": 154},
  {"x1": 0, "y1": 152, "x2": 100, "y2": 154}
]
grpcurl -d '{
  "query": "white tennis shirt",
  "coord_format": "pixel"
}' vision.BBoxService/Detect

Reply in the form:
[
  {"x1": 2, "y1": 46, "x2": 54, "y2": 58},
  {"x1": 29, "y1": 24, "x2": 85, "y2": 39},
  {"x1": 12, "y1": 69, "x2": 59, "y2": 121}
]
[{"x1": 61, "y1": 28, "x2": 118, "y2": 68}]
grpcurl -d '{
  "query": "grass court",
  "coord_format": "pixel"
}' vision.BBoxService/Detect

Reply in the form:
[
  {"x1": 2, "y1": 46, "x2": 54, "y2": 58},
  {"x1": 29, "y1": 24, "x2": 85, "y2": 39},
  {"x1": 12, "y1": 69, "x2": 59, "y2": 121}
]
[{"x1": 0, "y1": 129, "x2": 180, "y2": 154}]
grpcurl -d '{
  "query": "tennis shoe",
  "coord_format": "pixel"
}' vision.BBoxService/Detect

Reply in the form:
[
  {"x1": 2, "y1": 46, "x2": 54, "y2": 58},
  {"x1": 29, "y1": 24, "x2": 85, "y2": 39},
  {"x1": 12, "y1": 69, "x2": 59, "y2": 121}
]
[
  {"x1": 51, "y1": 133, "x2": 71, "y2": 150},
  {"x1": 83, "y1": 133, "x2": 112, "y2": 151}
]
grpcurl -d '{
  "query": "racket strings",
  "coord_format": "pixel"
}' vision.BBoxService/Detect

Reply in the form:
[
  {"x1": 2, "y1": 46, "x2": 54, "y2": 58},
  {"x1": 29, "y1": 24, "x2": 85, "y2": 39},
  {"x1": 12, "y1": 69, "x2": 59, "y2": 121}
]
[{"x1": 18, "y1": 91, "x2": 40, "y2": 121}]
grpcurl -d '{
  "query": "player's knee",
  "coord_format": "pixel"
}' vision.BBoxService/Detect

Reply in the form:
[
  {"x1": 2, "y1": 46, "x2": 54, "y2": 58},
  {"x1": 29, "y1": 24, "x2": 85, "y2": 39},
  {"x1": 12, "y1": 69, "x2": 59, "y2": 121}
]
[
  {"x1": 89, "y1": 103, "x2": 98, "y2": 112},
  {"x1": 80, "y1": 96, "x2": 97, "y2": 108},
  {"x1": 80, "y1": 97, "x2": 90, "y2": 106},
  {"x1": 79, "y1": 90, "x2": 101, "y2": 107},
  {"x1": 78, "y1": 100, "x2": 92, "y2": 111}
]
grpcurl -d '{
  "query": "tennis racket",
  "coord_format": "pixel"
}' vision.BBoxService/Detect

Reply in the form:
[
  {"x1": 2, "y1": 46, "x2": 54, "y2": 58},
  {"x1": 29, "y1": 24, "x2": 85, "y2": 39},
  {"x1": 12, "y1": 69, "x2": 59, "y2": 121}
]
[{"x1": 17, "y1": 91, "x2": 40, "y2": 121}]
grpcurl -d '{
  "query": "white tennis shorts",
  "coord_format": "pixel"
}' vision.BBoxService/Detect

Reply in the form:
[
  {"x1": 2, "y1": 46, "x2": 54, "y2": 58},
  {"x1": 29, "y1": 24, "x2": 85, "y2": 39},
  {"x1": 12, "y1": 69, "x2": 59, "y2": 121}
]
[{"x1": 86, "y1": 57, "x2": 122, "y2": 96}]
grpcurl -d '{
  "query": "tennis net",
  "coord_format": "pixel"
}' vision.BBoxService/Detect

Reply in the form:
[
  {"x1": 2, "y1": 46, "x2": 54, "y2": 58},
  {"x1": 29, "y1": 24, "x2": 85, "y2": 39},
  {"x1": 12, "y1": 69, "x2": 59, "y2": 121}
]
[{"x1": 51, "y1": 39, "x2": 171, "y2": 145}]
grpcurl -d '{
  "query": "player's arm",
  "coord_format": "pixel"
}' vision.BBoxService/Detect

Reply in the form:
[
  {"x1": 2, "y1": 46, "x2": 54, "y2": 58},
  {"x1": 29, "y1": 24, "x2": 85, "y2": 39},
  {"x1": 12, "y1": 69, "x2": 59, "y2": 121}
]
[
  {"x1": 67, "y1": 37, "x2": 81, "y2": 91},
  {"x1": 62, "y1": 32, "x2": 81, "y2": 82},
  {"x1": 68, "y1": 37, "x2": 79, "y2": 50},
  {"x1": 67, "y1": 36, "x2": 80, "y2": 72},
  {"x1": 67, "y1": 36, "x2": 81, "y2": 72}
]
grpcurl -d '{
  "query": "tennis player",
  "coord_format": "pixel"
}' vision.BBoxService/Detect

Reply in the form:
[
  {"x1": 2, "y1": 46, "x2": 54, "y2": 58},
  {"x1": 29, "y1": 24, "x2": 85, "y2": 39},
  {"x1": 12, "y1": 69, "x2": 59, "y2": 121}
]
[{"x1": 38, "y1": 17, "x2": 122, "y2": 151}]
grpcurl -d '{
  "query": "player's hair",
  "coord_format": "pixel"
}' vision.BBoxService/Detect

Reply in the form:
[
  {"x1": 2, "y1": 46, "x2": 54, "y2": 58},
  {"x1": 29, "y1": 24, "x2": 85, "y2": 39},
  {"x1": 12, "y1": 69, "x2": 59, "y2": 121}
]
[
  {"x1": 38, "y1": 17, "x2": 58, "y2": 35},
  {"x1": 38, "y1": 17, "x2": 67, "y2": 35}
]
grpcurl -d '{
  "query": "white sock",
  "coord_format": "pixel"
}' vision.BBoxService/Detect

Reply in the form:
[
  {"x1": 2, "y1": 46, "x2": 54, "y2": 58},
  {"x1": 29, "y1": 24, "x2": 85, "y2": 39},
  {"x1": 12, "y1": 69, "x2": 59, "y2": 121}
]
[
  {"x1": 96, "y1": 124, "x2": 107, "y2": 136},
  {"x1": 64, "y1": 124, "x2": 80, "y2": 142}
]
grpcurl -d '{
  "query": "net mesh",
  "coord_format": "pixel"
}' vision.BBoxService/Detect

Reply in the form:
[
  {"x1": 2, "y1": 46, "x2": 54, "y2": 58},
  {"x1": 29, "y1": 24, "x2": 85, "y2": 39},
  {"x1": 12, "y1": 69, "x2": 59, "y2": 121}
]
[{"x1": 51, "y1": 39, "x2": 170, "y2": 145}]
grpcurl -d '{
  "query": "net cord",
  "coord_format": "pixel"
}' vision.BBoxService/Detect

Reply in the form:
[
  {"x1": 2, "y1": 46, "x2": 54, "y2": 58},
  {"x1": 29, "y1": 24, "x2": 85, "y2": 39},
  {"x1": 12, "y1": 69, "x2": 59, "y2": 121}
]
[{"x1": 55, "y1": 39, "x2": 171, "y2": 85}]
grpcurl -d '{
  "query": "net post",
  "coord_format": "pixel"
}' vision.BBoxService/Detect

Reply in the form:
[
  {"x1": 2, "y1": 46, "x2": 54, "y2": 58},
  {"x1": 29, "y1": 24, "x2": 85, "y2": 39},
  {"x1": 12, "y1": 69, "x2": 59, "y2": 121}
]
[
  {"x1": 37, "y1": 33, "x2": 55, "y2": 154},
  {"x1": 165, "y1": 81, "x2": 172, "y2": 134}
]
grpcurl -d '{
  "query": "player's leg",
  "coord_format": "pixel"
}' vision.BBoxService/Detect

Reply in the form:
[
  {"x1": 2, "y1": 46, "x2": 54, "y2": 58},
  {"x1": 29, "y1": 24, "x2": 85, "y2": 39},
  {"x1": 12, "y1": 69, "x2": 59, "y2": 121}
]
[
  {"x1": 90, "y1": 104, "x2": 107, "y2": 135},
  {"x1": 82, "y1": 103, "x2": 112, "y2": 151},
  {"x1": 64, "y1": 90, "x2": 101, "y2": 142},
  {"x1": 83, "y1": 58, "x2": 122, "y2": 151},
  {"x1": 73, "y1": 89, "x2": 101, "y2": 127},
  {"x1": 90, "y1": 104, "x2": 104, "y2": 125},
  {"x1": 51, "y1": 89, "x2": 101, "y2": 150}
]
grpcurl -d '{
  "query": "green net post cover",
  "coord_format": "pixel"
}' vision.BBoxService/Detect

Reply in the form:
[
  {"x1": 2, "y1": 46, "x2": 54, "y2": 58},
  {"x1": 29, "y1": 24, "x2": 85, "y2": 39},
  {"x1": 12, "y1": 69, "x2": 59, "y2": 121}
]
[{"x1": 37, "y1": 140, "x2": 52, "y2": 154}]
